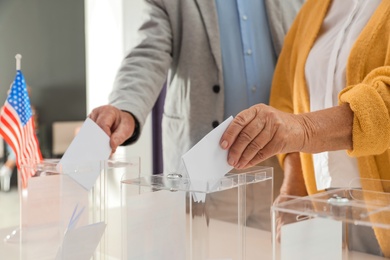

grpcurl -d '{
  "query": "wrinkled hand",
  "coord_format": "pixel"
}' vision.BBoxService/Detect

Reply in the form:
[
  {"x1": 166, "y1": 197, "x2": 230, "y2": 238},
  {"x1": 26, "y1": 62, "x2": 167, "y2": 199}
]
[
  {"x1": 89, "y1": 105, "x2": 136, "y2": 153},
  {"x1": 220, "y1": 104, "x2": 305, "y2": 169}
]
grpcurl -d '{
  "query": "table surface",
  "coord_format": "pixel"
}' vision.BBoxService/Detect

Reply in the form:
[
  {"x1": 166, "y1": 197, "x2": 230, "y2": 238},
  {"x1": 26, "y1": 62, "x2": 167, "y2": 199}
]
[{"x1": 0, "y1": 212, "x2": 386, "y2": 260}]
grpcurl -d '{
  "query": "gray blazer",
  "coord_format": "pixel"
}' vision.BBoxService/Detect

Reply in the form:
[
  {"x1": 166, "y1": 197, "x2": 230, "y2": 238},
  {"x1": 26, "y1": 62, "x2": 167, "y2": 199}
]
[{"x1": 109, "y1": 0, "x2": 304, "y2": 173}]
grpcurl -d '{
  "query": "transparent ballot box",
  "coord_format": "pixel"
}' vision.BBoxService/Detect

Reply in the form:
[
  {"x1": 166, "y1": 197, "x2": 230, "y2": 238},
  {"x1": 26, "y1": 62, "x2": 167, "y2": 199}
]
[
  {"x1": 272, "y1": 179, "x2": 390, "y2": 260},
  {"x1": 121, "y1": 166, "x2": 274, "y2": 260},
  {"x1": 4, "y1": 158, "x2": 139, "y2": 260}
]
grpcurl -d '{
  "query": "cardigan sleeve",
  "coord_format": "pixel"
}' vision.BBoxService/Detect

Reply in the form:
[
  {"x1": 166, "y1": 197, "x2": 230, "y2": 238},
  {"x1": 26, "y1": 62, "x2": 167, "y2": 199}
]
[{"x1": 339, "y1": 66, "x2": 390, "y2": 157}]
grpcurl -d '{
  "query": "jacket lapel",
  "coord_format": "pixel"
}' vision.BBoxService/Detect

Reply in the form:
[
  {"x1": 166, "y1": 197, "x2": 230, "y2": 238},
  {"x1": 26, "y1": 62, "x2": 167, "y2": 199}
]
[{"x1": 195, "y1": 0, "x2": 222, "y2": 74}]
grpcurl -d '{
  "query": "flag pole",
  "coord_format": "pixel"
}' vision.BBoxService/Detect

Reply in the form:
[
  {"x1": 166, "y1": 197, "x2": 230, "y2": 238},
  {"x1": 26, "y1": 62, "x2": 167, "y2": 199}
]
[{"x1": 15, "y1": 54, "x2": 22, "y2": 71}]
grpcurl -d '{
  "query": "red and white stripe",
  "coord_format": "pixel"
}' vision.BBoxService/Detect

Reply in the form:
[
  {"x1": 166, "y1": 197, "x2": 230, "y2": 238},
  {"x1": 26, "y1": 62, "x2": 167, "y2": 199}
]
[{"x1": 0, "y1": 103, "x2": 42, "y2": 188}]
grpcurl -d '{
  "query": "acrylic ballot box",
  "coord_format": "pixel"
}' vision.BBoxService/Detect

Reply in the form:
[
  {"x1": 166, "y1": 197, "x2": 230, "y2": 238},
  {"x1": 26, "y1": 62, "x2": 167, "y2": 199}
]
[
  {"x1": 4, "y1": 157, "x2": 140, "y2": 260},
  {"x1": 121, "y1": 166, "x2": 274, "y2": 260},
  {"x1": 272, "y1": 179, "x2": 390, "y2": 260}
]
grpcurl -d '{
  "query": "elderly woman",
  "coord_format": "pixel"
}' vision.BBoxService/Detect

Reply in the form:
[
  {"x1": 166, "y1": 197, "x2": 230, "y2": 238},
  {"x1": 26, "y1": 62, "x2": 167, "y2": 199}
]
[{"x1": 220, "y1": 0, "x2": 390, "y2": 256}]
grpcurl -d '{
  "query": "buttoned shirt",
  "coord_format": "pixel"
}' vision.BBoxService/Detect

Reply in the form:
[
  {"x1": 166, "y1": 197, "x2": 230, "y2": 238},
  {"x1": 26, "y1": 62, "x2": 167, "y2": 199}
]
[{"x1": 215, "y1": 0, "x2": 276, "y2": 119}]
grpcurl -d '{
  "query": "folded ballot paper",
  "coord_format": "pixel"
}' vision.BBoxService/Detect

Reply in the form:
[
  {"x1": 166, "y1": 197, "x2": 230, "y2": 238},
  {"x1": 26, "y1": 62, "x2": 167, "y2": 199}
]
[
  {"x1": 181, "y1": 116, "x2": 234, "y2": 202},
  {"x1": 56, "y1": 204, "x2": 106, "y2": 259},
  {"x1": 54, "y1": 118, "x2": 110, "y2": 259},
  {"x1": 58, "y1": 117, "x2": 111, "y2": 191}
]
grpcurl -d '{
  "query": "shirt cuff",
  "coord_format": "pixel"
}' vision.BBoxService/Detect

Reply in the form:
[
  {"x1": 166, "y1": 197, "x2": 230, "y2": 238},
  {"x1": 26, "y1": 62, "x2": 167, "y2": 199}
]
[{"x1": 120, "y1": 113, "x2": 140, "y2": 146}]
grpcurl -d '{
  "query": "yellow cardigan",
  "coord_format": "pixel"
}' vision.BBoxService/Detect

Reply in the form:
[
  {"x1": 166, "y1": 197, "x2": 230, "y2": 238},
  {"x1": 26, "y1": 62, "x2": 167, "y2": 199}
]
[{"x1": 270, "y1": 0, "x2": 390, "y2": 256}]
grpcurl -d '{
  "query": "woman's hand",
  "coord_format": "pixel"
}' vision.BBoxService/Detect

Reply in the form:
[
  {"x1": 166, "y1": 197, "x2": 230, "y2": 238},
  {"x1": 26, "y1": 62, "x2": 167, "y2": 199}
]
[
  {"x1": 220, "y1": 104, "x2": 306, "y2": 169},
  {"x1": 220, "y1": 103, "x2": 353, "y2": 169}
]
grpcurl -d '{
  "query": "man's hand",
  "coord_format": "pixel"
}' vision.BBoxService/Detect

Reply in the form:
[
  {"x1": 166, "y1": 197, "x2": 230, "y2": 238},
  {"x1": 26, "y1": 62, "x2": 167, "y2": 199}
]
[{"x1": 89, "y1": 105, "x2": 136, "y2": 153}]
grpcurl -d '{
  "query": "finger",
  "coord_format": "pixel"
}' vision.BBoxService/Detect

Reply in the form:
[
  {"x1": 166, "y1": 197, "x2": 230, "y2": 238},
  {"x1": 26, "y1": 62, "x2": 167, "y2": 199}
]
[
  {"x1": 236, "y1": 129, "x2": 280, "y2": 168},
  {"x1": 228, "y1": 115, "x2": 268, "y2": 167},
  {"x1": 94, "y1": 113, "x2": 118, "y2": 153},
  {"x1": 110, "y1": 116, "x2": 134, "y2": 150},
  {"x1": 92, "y1": 107, "x2": 119, "y2": 137},
  {"x1": 88, "y1": 107, "x2": 99, "y2": 122},
  {"x1": 97, "y1": 114, "x2": 116, "y2": 137},
  {"x1": 88, "y1": 105, "x2": 109, "y2": 122},
  {"x1": 242, "y1": 143, "x2": 277, "y2": 169},
  {"x1": 233, "y1": 123, "x2": 275, "y2": 168},
  {"x1": 89, "y1": 106, "x2": 122, "y2": 153},
  {"x1": 220, "y1": 108, "x2": 257, "y2": 150}
]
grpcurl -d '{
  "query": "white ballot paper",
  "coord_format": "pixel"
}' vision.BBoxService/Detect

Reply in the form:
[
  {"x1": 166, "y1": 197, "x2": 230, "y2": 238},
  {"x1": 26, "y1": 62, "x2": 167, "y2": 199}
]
[
  {"x1": 182, "y1": 116, "x2": 234, "y2": 202},
  {"x1": 56, "y1": 221, "x2": 106, "y2": 260},
  {"x1": 281, "y1": 218, "x2": 342, "y2": 260},
  {"x1": 125, "y1": 190, "x2": 186, "y2": 260},
  {"x1": 58, "y1": 117, "x2": 111, "y2": 190}
]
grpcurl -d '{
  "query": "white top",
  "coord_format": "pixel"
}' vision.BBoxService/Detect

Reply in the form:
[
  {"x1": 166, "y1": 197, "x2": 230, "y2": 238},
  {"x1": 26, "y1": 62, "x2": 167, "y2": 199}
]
[{"x1": 305, "y1": 0, "x2": 381, "y2": 189}]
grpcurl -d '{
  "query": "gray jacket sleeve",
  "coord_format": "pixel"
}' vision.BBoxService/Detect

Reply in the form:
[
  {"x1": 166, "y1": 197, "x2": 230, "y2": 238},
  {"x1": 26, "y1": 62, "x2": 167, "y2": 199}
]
[
  {"x1": 265, "y1": 0, "x2": 305, "y2": 56},
  {"x1": 109, "y1": 0, "x2": 172, "y2": 129}
]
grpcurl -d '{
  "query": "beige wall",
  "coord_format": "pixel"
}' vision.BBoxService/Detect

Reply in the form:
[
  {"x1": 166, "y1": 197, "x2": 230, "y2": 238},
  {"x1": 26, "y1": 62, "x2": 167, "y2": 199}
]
[{"x1": 85, "y1": 0, "x2": 153, "y2": 174}]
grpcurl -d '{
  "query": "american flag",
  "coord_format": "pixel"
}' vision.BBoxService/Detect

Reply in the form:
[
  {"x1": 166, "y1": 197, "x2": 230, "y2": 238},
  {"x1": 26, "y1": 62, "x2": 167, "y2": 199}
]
[{"x1": 0, "y1": 70, "x2": 42, "y2": 188}]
